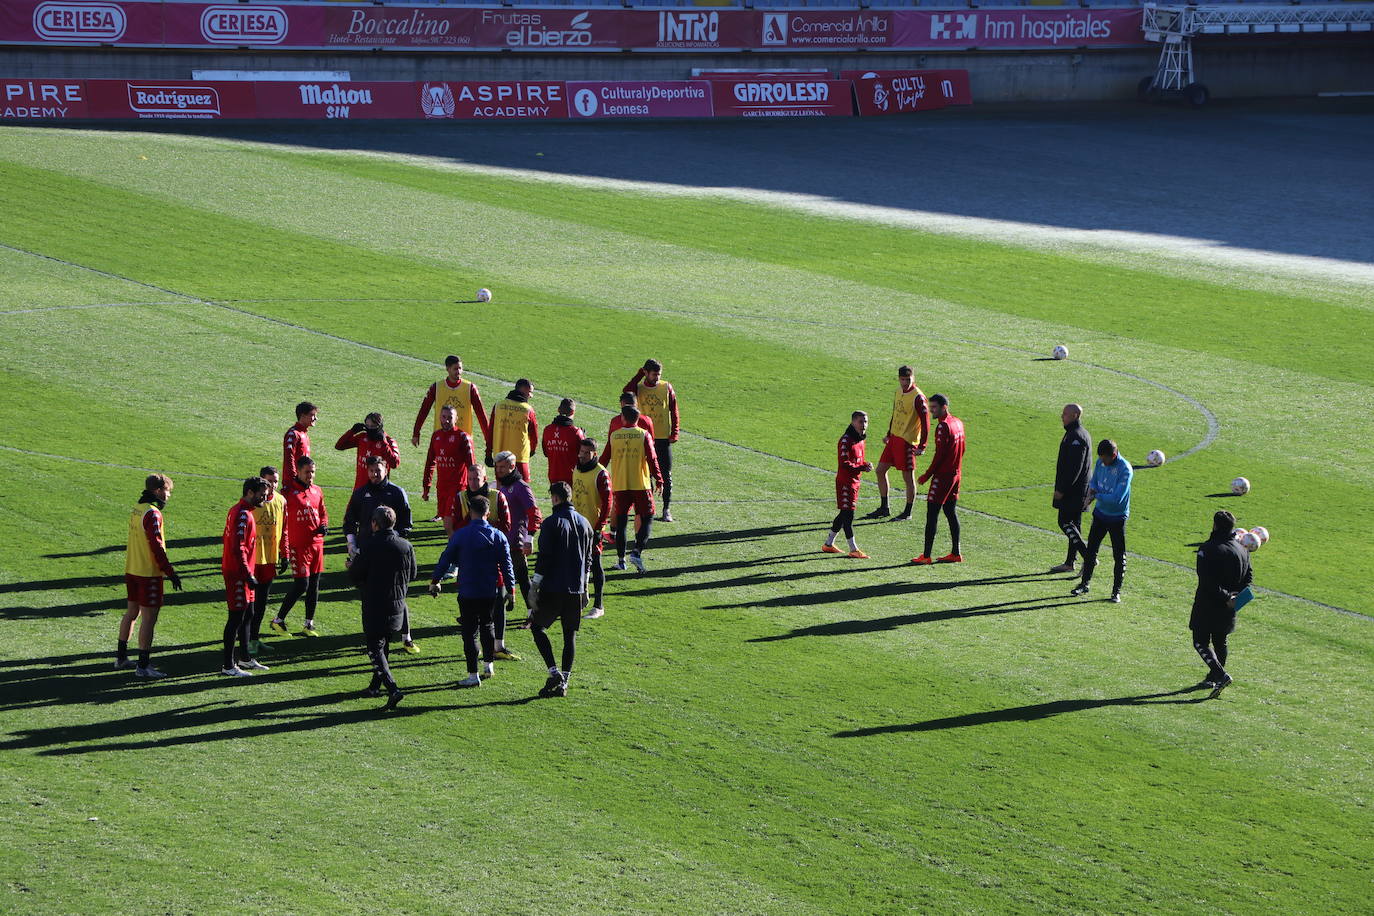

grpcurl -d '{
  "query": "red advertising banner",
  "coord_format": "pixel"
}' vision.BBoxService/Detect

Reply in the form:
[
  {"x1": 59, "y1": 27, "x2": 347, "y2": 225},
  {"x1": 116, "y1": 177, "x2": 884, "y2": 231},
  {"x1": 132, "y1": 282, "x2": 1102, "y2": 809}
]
[
  {"x1": 85, "y1": 78, "x2": 258, "y2": 118},
  {"x1": 566, "y1": 80, "x2": 713, "y2": 119},
  {"x1": 416, "y1": 80, "x2": 568, "y2": 120},
  {"x1": 163, "y1": 2, "x2": 323, "y2": 47},
  {"x1": 710, "y1": 77, "x2": 852, "y2": 118},
  {"x1": 0, "y1": 1, "x2": 1150, "y2": 51},
  {"x1": 254, "y1": 79, "x2": 420, "y2": 119},
  {"x1": 758, "y1": 11, "x2": 896, "y2": 49},
  {"x1": 1, "y1": 76, "x2": 86, "y2": 117},
  {"x1": 842, "y1": 69, "x2": 972, "y2": 116},
  {"x1": 892, "y1": 9, "x2": 1142, "y2": 50}
]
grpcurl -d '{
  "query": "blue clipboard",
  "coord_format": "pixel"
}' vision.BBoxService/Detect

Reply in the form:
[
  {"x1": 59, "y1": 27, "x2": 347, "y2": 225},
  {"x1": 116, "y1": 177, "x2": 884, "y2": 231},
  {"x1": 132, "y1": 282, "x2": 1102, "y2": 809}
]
[{"x1": 1232, "y1": 586, "x2": 1255, "y2": 613}]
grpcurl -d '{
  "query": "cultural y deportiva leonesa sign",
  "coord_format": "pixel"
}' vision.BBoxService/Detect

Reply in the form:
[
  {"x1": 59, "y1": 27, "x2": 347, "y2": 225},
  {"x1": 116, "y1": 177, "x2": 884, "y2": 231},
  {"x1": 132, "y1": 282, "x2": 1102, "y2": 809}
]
[{"x1": 0, "y1": 2, "x2": 1149, "y2": 51}]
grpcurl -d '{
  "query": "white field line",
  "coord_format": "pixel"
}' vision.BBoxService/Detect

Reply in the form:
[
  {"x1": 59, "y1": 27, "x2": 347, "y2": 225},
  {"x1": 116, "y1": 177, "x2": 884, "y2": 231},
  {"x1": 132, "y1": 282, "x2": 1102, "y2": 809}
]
[{"x1": 0, "y1": 245, "x2": 1364, "y2": 621}]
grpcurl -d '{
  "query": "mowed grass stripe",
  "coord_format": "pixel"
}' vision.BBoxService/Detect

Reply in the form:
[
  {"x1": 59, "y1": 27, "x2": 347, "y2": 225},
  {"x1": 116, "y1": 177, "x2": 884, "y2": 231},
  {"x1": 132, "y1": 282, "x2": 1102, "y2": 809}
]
[{"x1": 268, "y1": 149, "x2": 1374, "y2": 389}]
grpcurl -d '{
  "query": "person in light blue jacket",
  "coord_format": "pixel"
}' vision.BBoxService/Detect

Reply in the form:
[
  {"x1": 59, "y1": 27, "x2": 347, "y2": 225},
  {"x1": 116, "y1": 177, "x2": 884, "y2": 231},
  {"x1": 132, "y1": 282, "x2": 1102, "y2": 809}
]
[{"x1": 1071, "y1": 439, "x2": 1133, "y2": 603}]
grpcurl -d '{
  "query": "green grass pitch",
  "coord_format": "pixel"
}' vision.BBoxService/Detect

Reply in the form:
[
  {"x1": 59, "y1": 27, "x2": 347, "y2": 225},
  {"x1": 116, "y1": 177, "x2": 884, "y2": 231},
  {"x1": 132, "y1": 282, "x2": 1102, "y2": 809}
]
[{"x1": 0, "y1": 125, "x2": 1370, "y2": 914}]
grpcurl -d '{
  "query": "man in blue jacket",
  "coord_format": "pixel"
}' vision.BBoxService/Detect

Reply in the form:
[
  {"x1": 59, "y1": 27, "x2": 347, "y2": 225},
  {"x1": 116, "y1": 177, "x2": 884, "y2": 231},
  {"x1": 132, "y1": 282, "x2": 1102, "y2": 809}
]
[
  {"x1": 1071, "y1": 438, "x2": 1132, "y2": 603},
  {"x1": 529, "y1": 481, "x2": 594, "y2": 698},
  {"x1": 429, "y1": 494, "x2": 516, "y2": 687}
]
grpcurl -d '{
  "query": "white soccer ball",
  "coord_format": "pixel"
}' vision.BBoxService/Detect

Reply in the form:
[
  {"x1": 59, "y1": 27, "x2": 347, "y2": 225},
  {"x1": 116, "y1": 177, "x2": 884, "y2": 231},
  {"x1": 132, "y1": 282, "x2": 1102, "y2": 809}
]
[
  {"x1": 1251, "y1": 525, "x2": 1269, "y2": 544},
  {"x1": 1239, "y1": 530, "x2": 1262, "y2": 551},
  {"x1": 1233, "y1": 527, "x2": 1249, "y2": 541},
  {"x1": 1052, "y1": 345, "x2": 1069, "y2": 360},
  {"x1": 1146, "y1": 449, "x2": 1166, "y2": 467},
  {"x1": 1231, "y1": 476, "x2": 1251, "y2": 496},
  {"x1": 476, "y1": 288, "x2": 492, "y2": 303}
]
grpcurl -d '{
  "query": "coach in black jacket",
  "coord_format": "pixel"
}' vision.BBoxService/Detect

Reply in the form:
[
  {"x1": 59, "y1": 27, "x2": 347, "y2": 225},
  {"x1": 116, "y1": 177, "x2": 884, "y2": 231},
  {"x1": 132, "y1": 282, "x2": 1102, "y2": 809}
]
[
  {"x1": 347, "y1": 506, "x2": 416, "y2": 709},
  {"x1": 1190, "y1": 510, "x2": 1253, "y2": 696},
  {"x1": 1050, "y1": 403, "x2": 1092, "y2": 573},
  {"x1": 529, "y1": 481, "x2": 594, "y2": 698}
]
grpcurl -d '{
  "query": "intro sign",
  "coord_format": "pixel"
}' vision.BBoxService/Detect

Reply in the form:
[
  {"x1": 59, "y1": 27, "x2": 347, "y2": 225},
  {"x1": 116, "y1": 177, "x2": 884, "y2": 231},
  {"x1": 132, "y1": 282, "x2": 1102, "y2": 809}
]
[
  {"x1": 843, "y1": 69, "x2": 972, "y2": 116},
  {"x1": 0, "y1": 1, "x2": 1148, "y2": 51}
]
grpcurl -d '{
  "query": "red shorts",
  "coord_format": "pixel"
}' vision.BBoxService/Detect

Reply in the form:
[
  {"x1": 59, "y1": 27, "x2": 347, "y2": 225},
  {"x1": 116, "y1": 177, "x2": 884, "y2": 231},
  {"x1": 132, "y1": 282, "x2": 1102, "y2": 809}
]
[
  {"x1": 254, "y1": 563, "x2": 276, "y2": 586},
  {"x1": 613, "y1": 489, "x2": 654, "y2": 518},
  {"x1": 835, "y1": 477, "x2": 861, "y2": 511},
  {"x1": 926, "y1": 475, "x2": 961, "y2": 505},
  {"x1": 436, "y1": 483, "x2": 459, "y2": 520},
  {"x1": 290, "y1": 540, "x2": 325, "y2": 577},
  {"x1": 879, "y1": 437, "x2": 917, "y2": 472},
  {"x1": 224, "y1": 577, "x2": 254, "y2": 614},
  {"x1": 125, "y1": 574, "x2": 164, "y2": 610},
  {"x1": 516, "y1": 462, "x2": 530, "y2": 482}
]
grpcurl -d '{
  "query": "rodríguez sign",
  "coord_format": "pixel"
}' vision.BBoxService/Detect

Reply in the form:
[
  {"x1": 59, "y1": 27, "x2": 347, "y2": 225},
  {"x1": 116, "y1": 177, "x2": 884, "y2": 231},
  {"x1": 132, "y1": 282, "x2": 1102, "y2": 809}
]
[
  {"x1": 566, "y1": 80, "x2": 713, "y2": 119},
  {"x1": 710, "y1": 78, "x2": 852, "y2": 118},
  {"x1": 843, "y1": 69, "x2": 972, "y2": 116}
]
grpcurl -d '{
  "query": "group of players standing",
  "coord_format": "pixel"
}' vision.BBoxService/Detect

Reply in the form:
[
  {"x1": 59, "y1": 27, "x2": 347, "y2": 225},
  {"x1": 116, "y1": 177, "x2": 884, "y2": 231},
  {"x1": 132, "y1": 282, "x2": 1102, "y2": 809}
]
[{"x1": 118, "y1": 356, "x2": 681, "y2": 697}]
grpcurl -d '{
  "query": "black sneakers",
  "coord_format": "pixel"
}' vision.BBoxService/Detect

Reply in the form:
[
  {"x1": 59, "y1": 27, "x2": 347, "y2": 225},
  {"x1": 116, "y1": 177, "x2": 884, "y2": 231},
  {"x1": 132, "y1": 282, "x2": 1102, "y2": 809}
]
[
  {"x1": 1208, "y1": 674, "x2": 1233, "y2": 700},
  {"x1": 539, "y1": 673, "x2": 567, "y2": 698}
]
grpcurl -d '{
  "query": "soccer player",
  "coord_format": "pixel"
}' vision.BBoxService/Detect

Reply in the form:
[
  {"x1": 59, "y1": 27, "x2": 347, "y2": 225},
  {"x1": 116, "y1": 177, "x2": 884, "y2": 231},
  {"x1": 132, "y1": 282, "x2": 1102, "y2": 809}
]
[
  {"x1": 344, "y1": 456, "x2": 419, "y2": 652},
  {"x1": 599, "y1": 404, "x2": 663, "y2": 572},
  {"x1": 335, "y1": 412, "x2": 400, "y2": 490},
  {"x1": 272, "y1": 456, "x2": 328, "y2": 638},
  {"x1": 412, "y1": 355, "x2": 490, "y2": 453},
  {"x1": 541, "y1": 397, "x2": 584, "y2": 485},
  {"x1": 867, "y1": 365, "x2": 928, "y2": 521},
  {"x1": 1071, "y1": 438, "x2": 1132, "y2": 602},
  {"x1": 624, "y1": 359, "x2": 681, "y2": 522},
  {"x1": 571, "y1": 438, "x2": 611, "y2": 619},
  {"x1": 283, "y1": 401, "x2": 317, "y2": 484},
  {"x1": 1191, "y1": 510, "x2": 1253, "y2": 698},
  {"x1": 486, "y1": 378, "x2": 539, "y2": 481},
  {"x1": 222, "y1": 476, "x2": 270, "y2": 677},
  {"x1": 494, "y1": 451, "x2": 541, "y2": 659},
  {"x1": 913, "y1": 394, "x2": 966, "y2": 565},
  {"x1": 823, "y1": 411, "x2": 872, "y2": 559},
  {"x1": 118, "y1": 473, "x2": 181, "y2": 678},
  {"x1": 529, "y1": 481, "x2": 594, "y2": 698},
  {"x1": 248, "y1": 465, "x2": 288, "y2": 659},
  {"x1": 423, "y1": 404, "x2": 475, "y2": 537},
  {"x1": 429, "y1": 494, "x2": 516, "y2": 688},
  {"x1": 456, "y1": 464, "x2": 511, "y2": 535},
  {"x1": 348, "y1": 505, "x2": 415, "y2": 709},
  {"x1": 1050, "y1": 403, "x2": 1092, "y2": 573}
]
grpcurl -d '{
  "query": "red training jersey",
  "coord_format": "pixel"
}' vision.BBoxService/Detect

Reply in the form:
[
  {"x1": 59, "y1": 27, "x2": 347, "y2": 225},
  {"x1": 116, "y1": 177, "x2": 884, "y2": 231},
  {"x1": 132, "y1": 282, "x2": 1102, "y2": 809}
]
[
  {"x1": 335, "y1": 430, "x2": 401, "y2": 490},
  {"x1": 283, "y1": 422, "x2": 311, "y2": 483},
  {"x1": 424, "y1": 428, "x2": 475, "y2": 495},
  {"x1": 221, "y1": 498, "x2": 258, "y2": 580},
  {"x1": 541, "y1": 418, "x2": 585, "y2": 484},
  {"x1": 282, "y1": 481, "x2": 328, "y2": 549},
  {"x1": 920, "y1": 415, "x2": 966, "y2": 486},
  {"x1": 837, "y1": 428, "x2": 867, "y2": 483}
]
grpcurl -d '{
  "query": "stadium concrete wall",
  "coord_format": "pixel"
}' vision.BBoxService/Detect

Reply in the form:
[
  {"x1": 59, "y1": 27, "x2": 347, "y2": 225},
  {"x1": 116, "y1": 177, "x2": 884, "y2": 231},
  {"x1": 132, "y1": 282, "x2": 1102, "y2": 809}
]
[{"x1": 1, "y1": 43, "x2": 1370, "y2": 102}]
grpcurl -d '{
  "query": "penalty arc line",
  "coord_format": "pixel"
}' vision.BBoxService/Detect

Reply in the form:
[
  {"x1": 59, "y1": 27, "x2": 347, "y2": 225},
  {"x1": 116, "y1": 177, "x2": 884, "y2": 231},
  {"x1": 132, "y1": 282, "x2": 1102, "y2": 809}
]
[{"x1": 0, "y1": 248, "x2": 1362, "y2": 621}]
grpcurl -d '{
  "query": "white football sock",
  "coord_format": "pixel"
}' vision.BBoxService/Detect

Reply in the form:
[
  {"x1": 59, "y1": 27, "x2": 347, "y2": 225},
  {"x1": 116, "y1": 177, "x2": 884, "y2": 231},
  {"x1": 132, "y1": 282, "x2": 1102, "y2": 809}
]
[
  {"x1": 825, "y1": 531, "x2": 838, "y2": 547},
  {"x1": 847, "y1": 537, "x2": 859, "y2": 551}
]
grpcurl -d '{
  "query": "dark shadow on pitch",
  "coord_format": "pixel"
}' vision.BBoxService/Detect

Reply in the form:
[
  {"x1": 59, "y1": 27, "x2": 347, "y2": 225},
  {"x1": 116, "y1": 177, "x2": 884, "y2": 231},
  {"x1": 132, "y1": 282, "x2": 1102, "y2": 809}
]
[
  {"x1": 835, "y1": 685, "x2": 1210, "y2": 736},
  {"x1": 752, "y1": 594, "x2": 1085, "y2": 641},
  {"x1": 1205, "y1": 493, "x2": 1241, "y2": 498},
  {"x1": 42, "y1": 534, "x2": 223, "y2": 559},
  {"x1": 708, "y1": 571, "x2": 1066, "y2": 611},
  {"x1": 650, "y1": 522, "x2": 825, "y2": 551}
]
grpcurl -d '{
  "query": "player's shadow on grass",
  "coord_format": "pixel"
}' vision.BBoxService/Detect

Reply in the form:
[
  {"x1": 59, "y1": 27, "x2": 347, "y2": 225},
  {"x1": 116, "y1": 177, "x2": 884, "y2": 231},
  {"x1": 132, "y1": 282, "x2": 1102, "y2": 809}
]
[
  {"x1": 651, "y1": 522, "x2": 824, "y2": 551},
  {"x1": 0, "y1": 627, "x2": 461, "y2": 714},
  {"x1": 42, "y1": 534, "x2": 223, "y2": 559},
  {"x1": 834, "y1": 686, "x2": 1209, "y2": 736},
  {"x1": 751, "y1": 593, "x2": 1084, "y2": 641},
  {"x1": 1205, "y1": 493, "x2": 1242, "y2": 498},
  {"x1": 710, "y1": 571, "x2": 1064, "y2": 612}
]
